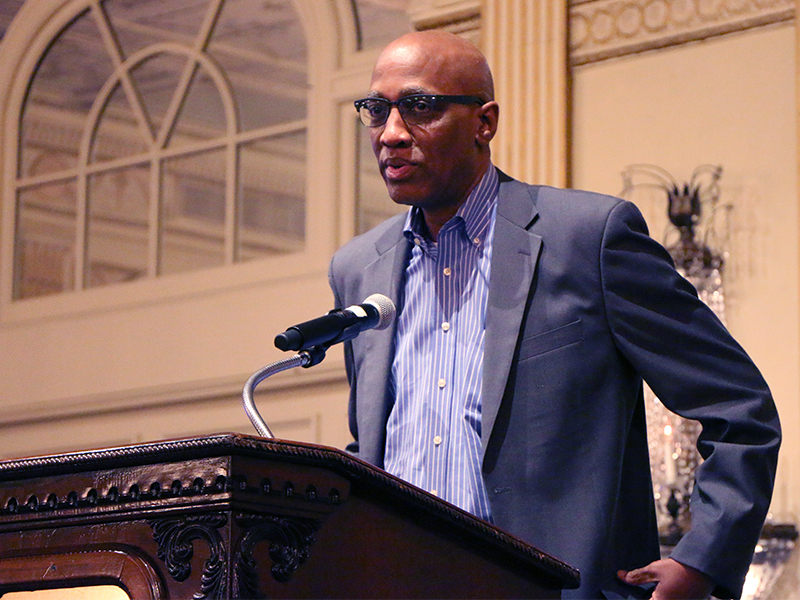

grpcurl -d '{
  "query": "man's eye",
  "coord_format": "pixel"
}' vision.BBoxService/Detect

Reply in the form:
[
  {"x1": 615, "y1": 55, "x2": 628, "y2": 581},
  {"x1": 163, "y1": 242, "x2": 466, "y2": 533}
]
[
  {"x1": 366, "y1": 102, "x2": 388, "y2": 117},
  {"x1": 403, "y1": 98, "x2": 434, "y2": 114}
]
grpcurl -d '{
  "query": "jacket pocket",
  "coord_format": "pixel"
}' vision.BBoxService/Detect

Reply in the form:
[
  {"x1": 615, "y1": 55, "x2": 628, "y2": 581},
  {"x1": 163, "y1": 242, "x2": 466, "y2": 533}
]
[{"x1": 519, "y1": 319, "x2": 584, "y2": 360}]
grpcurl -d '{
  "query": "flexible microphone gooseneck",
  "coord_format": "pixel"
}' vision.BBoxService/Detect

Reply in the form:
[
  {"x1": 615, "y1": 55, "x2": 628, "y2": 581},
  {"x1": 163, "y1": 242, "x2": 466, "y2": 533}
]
[{"x1": 244, "y1": 294, "x2": 396, "y2": 438}]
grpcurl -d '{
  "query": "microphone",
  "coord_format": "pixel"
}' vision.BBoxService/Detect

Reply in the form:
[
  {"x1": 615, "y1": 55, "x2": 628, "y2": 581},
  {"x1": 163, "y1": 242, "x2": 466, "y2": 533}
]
[{"x1": 274, "y1": 294, "x2": 396, "y2": 352}]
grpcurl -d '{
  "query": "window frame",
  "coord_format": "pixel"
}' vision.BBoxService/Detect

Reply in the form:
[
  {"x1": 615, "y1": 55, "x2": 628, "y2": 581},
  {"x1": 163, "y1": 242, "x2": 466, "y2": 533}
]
[{"x1": 0, "y1": 0, "x2": 359, "y2": 324}]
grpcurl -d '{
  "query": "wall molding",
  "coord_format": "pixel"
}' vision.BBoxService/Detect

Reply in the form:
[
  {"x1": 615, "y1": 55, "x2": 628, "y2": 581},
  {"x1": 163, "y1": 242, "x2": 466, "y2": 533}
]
[
  {"x1": 408, "y1": 0, "x2": 481, "y2": 32},
  {"x1": 0, "y1": 356, "x2": 346, "y2": 427},
  {"x1": 570, "y1": 0, "x2": 795, "y2": 65}
]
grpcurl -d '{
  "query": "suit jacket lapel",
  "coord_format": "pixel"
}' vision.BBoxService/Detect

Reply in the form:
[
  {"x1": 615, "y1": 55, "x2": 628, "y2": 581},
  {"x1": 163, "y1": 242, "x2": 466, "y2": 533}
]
[
  {"x1": 481, "y1": 177, "x2": 542, "y2": 458},
  {"x1": 367, "y1": 216, "x2": 409, "y2": 309},
  {"x1": 357, "y1": 217, "x2": 410, "y2": 466}
]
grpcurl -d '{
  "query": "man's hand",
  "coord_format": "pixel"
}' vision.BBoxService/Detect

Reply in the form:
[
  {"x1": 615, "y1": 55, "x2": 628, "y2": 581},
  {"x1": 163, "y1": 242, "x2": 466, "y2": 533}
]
[{"x1": 618, "y1": 558, "x2": 714, "y2": 600}]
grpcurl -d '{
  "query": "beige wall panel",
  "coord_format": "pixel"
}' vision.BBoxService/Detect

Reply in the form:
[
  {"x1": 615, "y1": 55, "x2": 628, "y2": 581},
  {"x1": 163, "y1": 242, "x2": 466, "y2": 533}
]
[
  {"x1": 0, "y1": 270, "x2": 352, "y2": 457},
  {"x1": 0, "y1": 376, "x2": 352, "y2": 460},
  {"x1": 0, "y1": 271, "x2": 335, "y2": 407}
]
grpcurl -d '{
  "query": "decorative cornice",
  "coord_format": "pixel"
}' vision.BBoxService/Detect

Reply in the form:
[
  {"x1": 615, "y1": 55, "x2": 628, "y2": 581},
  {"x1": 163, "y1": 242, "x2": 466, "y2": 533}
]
[
  {"x1": 570, "y1": 0, "x2": 795, "y2": 65},
  {"x1": 1, "y1": 472, "x2": 225, "y2": 518},
  {"x1": 408, "y1": 0, "x2": 481, "y2": 31},
  {"x1": 0, "y1": 451, "x2": 343, "y2": 529}
]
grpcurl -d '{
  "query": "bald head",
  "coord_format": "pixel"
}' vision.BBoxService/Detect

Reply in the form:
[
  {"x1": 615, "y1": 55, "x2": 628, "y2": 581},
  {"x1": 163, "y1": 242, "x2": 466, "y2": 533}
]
[{"x1": 372, "y1": 31, "x2": 494, "y2": 102}]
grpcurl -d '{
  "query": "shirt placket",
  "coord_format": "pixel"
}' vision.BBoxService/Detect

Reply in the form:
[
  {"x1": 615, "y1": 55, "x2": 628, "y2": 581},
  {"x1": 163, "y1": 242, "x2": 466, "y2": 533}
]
[{"x1": 429, "y1": 225, "x2": 461, "y2": 500}]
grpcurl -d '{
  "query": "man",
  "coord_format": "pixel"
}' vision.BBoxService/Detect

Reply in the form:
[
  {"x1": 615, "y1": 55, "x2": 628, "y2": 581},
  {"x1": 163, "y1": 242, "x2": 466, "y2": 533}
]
[{"x1": 328, "y1": 30, "x2": 780, "y2": 599}]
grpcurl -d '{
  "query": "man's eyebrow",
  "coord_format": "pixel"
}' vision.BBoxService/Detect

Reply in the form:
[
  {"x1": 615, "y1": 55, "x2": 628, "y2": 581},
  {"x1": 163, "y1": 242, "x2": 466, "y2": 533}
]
[
  {"x1": 365, "y1": 87, "x2": 431, "y2": 99},
  {"x1": 399, "y1": 87, "x2": 430, "y2": 96}
]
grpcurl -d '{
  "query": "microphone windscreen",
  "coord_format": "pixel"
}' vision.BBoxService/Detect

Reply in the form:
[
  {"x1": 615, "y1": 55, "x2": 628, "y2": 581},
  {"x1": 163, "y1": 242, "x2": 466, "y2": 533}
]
[{"x1": 363, "y1": 294, "x2": 396, "y2": 330}]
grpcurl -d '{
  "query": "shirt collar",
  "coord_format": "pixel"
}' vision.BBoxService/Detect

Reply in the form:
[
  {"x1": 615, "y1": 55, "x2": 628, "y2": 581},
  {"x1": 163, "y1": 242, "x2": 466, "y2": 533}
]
[{"x1": 403, "y1": 165, "x2": 499, "y2": 246}]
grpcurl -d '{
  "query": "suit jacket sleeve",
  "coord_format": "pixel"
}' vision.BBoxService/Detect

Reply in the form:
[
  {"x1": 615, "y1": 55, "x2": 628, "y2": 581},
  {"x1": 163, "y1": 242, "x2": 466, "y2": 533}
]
[{"x1": 601, "y1": 201, "x2": 781, "y2": 598}]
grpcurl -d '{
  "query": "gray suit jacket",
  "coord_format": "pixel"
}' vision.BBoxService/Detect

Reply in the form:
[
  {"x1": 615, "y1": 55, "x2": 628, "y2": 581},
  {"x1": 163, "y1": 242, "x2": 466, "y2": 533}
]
[{"x1": 328, "y1": 170, "x2": 780, "y2": 599}]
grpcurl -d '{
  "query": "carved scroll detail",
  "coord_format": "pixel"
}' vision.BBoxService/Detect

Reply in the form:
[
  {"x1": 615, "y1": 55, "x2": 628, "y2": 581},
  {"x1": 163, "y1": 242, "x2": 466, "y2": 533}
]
[
  {"x1": 149, "y1": 513, "x2": 228, "y2": 599},
  {"x1": 233, "y1": 513, "x2": 321, "y2": 598}
]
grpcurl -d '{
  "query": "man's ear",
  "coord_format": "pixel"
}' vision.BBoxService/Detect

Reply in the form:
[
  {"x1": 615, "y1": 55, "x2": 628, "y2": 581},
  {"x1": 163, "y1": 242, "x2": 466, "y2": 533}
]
[{"x1": 476, "y1": 101, "x2": 499, "y2": 146}]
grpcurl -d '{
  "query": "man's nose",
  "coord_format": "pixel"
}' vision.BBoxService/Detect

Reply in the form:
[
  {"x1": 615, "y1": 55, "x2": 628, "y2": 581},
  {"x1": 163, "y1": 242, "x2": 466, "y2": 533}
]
[{"x1": 379, "y1": 106, "x2": 411, "y2": 145}]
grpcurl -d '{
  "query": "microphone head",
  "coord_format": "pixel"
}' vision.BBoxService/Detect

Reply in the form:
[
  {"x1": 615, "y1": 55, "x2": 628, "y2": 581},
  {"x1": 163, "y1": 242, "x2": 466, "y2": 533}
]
[{"x1": 363, "y1": 294, "x2": 396, "y2": 330}]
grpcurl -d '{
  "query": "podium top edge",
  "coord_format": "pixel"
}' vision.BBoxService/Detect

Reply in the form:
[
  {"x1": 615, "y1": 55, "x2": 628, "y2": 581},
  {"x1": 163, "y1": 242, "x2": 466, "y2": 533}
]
[{"x1": 0, "y1": 433, "x2": 580, "y2": 589}]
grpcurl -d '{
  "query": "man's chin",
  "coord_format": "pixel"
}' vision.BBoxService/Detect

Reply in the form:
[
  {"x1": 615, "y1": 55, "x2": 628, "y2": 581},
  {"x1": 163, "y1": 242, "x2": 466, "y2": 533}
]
[
  {"x1": 389, "y1": 196, "x2": 416, "y2": 208},
  {"x1": 386, "y1": 189, "x2": 422, "y2": 209},
  {"x1": 383, "y1": 180, "x2": 434, "y2": 210}
]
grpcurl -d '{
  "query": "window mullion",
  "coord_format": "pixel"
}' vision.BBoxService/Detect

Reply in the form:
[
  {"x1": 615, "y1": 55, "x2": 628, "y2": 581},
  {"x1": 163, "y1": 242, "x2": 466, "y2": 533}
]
[
  {"x1": 92, "y1": 0, "x2": 155, "y2": 147},
  {"x1": 75, "y1": 166, "x2": 88, "y2": 291},
  {"x1": 225, "y1": 142, "x2": 237, "y2": 264},
  {"x1": 155, "y1": 60, "x2": 198, "y2": 150},
  {"x1": 149, "y1": 154, "x2": 161, "y2": 277},
  {"x1": 155, "y1": 0, "x2": 225, "y2": 149}
]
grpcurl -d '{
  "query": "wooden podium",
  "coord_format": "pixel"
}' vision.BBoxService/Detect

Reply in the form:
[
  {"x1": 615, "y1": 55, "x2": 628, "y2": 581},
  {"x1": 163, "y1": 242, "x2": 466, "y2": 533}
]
[{"x1": 0, "y1": 434, "x2": 579, "y2": 598}]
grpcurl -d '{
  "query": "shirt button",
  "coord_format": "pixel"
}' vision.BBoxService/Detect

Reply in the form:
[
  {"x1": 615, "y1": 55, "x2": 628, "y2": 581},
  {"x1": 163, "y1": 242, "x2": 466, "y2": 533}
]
[
  {"x1": 441, "y1": 322, "x2": 450, "y2": 332},
  {"x1": 443, "y1": 267, "x2": 452, "y2": 276},
  {"x1": 473, "y1": 237, "x2": 481, "y2": 245},
  {"x1": 434, "y1": 435, "x2": 442, "y2": 446},
  {"x1": 414, "y1": 238, "x2": 422, "y2": 246},
  {"x1": 431, "y1": 489, "x2": 438, "y2": 497},
  {"x1": 438, "y1": 378, "x2": 446, "y2": 389}
]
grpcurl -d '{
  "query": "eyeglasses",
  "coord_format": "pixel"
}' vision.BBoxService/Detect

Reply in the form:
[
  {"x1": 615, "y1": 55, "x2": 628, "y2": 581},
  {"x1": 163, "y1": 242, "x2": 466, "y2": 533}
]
[{"x1": 354, "y1": 94, "x2": 485, "y2": 128}]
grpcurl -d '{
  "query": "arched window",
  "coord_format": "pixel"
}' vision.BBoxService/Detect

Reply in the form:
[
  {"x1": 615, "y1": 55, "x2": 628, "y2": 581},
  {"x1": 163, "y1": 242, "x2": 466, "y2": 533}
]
[{"x1": 13, "y1": 0, "x2": 308, "y2": 299}]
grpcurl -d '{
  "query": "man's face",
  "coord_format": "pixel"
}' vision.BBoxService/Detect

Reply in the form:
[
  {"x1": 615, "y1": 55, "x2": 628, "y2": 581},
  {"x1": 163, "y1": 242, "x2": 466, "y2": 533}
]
[{"x1": 367, "y1": 42, "x2": 488, "y2": 216}]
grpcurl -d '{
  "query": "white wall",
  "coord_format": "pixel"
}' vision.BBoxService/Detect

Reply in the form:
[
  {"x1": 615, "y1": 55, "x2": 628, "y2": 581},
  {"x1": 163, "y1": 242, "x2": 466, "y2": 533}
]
[{"x1": 571, "y1": 23, "x2": 799, "y2": 520}]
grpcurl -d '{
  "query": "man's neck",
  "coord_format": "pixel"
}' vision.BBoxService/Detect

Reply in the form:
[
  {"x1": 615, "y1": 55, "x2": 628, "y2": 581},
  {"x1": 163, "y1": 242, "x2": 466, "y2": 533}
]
[
  {"x1": 421, "y1": 164, "x2": 492, "y2": 241},
  {"x1": 422, "y1": 205, "x2": 460, "y2": 241}
]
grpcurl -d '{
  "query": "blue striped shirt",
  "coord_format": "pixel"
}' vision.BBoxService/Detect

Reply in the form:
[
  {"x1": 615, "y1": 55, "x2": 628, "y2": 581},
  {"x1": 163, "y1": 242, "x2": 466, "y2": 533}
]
[{"x1": 384, "y1": 166, "x2": 498, "y2": 522}]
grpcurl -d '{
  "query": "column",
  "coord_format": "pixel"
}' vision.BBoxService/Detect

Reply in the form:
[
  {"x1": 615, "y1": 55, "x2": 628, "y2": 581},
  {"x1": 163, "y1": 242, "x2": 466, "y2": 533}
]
[{"x1": 481, "y1": 0, "x2": 569, "y2": 187}]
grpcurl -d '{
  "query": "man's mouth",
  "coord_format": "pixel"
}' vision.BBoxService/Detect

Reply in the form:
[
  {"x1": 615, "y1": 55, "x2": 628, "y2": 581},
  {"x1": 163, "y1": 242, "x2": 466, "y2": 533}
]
[{"x1": 382, "y1": 158, "x2": 415, "y2": 181}]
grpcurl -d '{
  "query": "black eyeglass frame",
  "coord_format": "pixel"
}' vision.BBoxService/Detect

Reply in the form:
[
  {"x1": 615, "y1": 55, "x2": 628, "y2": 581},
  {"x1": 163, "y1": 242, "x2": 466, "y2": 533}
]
[{"x1": 354, "y1": 94, "x2": 485, "y2": 127}]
